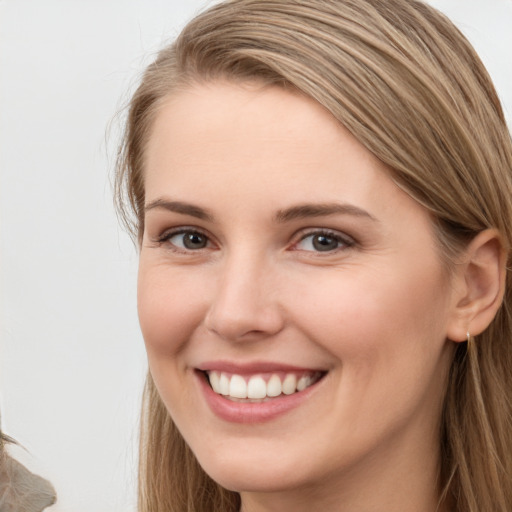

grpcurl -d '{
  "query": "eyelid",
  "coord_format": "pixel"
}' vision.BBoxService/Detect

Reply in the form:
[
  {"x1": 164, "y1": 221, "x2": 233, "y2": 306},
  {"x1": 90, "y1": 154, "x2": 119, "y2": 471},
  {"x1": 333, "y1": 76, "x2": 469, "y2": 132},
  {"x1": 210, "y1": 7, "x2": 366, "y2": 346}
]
[
  {"x1": 153, "y1": 226, "x2": 216, "y2": 250},
  {"x1": 150, "y1": 225, "x2": 355, "y2": 254},
  {"x1": 291, "y1": 228, "x2": 355, "y2": 252}
]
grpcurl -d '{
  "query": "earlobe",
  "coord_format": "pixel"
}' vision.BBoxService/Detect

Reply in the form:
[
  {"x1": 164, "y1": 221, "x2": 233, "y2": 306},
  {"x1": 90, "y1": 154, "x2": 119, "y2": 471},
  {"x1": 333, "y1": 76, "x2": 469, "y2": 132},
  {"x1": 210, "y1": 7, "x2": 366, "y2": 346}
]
[{"x1": 446, "y1": 229, "x2": 506, "y2": 342}]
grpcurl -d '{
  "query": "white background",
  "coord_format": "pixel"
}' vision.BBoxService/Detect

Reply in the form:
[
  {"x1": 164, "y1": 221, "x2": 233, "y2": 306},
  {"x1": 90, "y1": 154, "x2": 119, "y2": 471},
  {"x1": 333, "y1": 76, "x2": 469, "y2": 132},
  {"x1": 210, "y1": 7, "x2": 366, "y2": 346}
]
[{"x1": 0, "y1": 1, "x2": 510, "y2": 511}]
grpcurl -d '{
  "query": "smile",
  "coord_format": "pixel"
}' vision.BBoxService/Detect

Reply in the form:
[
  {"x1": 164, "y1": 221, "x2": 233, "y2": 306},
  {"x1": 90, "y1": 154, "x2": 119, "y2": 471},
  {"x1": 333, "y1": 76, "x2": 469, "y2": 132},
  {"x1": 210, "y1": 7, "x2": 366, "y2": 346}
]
[{"x1": 205, "y1": 370, "x2": 324, "y2": 402}]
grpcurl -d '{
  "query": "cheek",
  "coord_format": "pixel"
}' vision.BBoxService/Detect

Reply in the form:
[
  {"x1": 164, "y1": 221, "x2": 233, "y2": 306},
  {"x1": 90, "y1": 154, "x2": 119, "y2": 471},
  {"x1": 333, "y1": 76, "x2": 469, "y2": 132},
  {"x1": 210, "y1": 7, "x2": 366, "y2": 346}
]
[
  {"x1": 137, "y1": 265, "x2": 208, "y2": 416},
  {"x1": 285, "y1": 266, "x2": 452, "y2": 444},
  {"x1": 137, "y1": 263, "x2": 207, "y2": 358},
  {"x1": 286, "y1": 261, "x2": 450, "y2": 374}
]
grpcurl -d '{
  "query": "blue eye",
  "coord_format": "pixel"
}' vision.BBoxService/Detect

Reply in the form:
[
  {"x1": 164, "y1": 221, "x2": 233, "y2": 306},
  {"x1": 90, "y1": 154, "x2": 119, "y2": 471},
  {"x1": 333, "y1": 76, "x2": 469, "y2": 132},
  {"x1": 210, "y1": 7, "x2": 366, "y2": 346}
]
[
  {"x1": 295, "y1": 232, "x2": 350, "y2": 252},
  {"x1": 165, "y1": 230, "x2": 210, "y2": 250}
]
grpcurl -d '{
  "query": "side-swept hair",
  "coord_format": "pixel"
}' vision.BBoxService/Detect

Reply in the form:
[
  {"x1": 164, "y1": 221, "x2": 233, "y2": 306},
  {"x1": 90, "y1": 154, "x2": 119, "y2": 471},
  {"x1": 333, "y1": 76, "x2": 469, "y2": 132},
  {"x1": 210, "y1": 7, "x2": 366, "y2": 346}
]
[{"x1": 115, "y1": 1, "x2": 512, "y2": 510}]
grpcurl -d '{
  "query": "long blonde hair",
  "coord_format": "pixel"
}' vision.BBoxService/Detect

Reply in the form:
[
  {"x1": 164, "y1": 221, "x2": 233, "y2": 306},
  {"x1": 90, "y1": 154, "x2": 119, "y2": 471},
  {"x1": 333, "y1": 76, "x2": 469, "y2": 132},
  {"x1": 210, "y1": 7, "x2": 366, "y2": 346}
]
[{"x1": 115, "y1": 1, "x2": 512, "y2": 510}]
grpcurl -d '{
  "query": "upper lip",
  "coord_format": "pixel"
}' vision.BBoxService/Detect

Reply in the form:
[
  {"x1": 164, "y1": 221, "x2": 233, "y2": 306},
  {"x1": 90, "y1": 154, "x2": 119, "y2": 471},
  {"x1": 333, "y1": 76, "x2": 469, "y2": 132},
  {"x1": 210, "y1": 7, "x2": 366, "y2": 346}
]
[{"x1": 196, "y1": 360, "x2": 327, "y2": 374}]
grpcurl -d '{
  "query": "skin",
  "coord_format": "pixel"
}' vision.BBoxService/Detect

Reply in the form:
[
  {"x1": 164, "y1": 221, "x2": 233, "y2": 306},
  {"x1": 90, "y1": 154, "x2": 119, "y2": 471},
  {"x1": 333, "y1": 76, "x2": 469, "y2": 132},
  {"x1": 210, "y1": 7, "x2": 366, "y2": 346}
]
[{"x1": 138, "y1": 81, "x2": 464, "y2": 511}]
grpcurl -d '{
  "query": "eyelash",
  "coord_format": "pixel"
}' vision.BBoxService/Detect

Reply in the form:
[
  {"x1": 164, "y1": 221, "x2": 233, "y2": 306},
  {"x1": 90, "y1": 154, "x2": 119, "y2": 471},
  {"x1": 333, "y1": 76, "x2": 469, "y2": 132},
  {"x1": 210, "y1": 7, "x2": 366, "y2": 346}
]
[
  {"x1": 156, "y1": 228, "x2": 213, "y2": 252},
  {"x1": 293, "y1": 229, "x2": 355, "y2": 253},
  {"x1": 154, "y1": 227, "x2": 355, "y2": 254}
]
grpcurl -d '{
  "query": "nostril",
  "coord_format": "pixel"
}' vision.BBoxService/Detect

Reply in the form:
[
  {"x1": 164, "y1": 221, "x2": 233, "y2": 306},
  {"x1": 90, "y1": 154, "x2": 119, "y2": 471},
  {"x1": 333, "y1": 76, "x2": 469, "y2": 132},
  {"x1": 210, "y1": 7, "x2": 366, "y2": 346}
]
[
  {"x1": 203, "y1": 269, "x2": 285, "y2": 341},
  {"x1": 204, "y1": 305, "x2": 285, "y2": 342}
]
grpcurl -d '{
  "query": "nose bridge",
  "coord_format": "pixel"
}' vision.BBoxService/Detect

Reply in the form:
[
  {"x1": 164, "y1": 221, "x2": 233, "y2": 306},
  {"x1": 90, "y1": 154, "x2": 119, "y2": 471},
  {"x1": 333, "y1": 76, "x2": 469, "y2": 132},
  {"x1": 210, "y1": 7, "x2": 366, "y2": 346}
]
[{"x1": 204, "y1": 246, "x2": 283, "y2": 341}]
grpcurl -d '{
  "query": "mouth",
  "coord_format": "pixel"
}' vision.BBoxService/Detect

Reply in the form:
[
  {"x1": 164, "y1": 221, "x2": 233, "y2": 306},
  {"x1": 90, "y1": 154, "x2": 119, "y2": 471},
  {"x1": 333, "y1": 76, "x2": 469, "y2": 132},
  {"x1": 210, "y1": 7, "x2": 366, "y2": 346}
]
[{"x1": 201, "y1": 369, "x2": 326, "y2": 403}]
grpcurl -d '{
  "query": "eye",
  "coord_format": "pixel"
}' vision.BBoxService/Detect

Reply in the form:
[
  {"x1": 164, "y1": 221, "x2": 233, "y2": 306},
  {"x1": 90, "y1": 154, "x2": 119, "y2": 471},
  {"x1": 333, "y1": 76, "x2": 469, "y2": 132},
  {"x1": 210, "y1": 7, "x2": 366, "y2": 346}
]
[
  {"x1": 294, "y1": 231, "x2": 352, "y2": 253},
  {"x1": 161, "y1": 229, "x2": 211, "y2": 251}
]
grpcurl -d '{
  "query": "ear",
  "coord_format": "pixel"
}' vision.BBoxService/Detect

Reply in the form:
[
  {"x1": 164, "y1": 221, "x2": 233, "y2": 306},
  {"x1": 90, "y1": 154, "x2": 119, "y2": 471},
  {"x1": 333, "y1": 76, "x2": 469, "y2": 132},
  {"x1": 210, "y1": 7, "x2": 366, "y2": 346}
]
[{"x1": 446, "y1": 229, "x2": 507, "y2": 342}]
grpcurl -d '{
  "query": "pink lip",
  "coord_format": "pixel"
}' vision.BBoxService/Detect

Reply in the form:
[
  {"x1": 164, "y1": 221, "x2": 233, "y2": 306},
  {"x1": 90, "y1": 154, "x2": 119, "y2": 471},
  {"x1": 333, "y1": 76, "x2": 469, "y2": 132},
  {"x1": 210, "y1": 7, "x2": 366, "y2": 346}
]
[
  {"x1": 196, "y1": 360, "x2": 322, "y2": 374},
  {"x1": 195, "y1": 367, "x2": 326, "y2": 424}
]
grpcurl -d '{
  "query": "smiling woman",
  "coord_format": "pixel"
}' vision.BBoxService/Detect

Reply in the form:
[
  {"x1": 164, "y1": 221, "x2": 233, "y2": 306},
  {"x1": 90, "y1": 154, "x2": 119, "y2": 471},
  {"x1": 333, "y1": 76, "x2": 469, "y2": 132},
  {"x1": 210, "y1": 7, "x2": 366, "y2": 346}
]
[{"x1": 114, "y1": 1, "x2": 512, "y2": 511}]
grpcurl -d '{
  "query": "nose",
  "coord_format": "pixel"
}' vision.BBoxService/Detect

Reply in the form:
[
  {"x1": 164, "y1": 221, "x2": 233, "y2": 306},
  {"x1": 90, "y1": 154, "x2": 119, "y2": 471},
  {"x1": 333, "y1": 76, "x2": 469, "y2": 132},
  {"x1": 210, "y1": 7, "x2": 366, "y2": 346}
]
[{"x1": 204, "y1": 253, "x2": 285, "y2": 342}]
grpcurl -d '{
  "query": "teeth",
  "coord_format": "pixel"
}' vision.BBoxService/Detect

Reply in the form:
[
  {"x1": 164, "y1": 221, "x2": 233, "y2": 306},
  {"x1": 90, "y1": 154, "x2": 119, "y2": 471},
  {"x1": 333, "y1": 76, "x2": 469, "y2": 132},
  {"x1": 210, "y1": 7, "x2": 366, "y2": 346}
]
[
  {"x1": 219, "y1": 372, "x2": 230, "y2": 395},
  {"x1": 206, "y1": 371, "x2": 320, "y2": 400},
  {"x1": 266, "y1": 374, "x2": 282, "y2": 397},
  {"x1": 209, "y1": 371, "x2": 221, "y2": 393},
  {"x1": 297, "y1": 375, "x2": 312, "y2": 391},
  {"x1": 229, "y1": 374, "x2": 247, "y2": 398},
  {"x1": 247, "y1": 376, "x2": 267, "y2": 399},
  {"x1": 282, "y1": 374, "x2": 297, "y2": 395}
]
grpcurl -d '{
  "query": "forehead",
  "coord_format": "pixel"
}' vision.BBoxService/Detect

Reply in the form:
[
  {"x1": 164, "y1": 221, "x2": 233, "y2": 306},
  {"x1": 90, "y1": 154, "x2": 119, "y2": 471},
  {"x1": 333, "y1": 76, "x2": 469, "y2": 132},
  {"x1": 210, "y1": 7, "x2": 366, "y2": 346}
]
[
  {"x1": 144, "y1": 82, "x2": 439, "y2": 235},
  {"x1": 143, "y1": 80, "x2": 442, "y2": 265},
  {"x1": 147, "y1": 80, "x2": 343, "y2": 157},
  {"x1": 144, "y1": 81, "x2": 387, "y2": 200}
]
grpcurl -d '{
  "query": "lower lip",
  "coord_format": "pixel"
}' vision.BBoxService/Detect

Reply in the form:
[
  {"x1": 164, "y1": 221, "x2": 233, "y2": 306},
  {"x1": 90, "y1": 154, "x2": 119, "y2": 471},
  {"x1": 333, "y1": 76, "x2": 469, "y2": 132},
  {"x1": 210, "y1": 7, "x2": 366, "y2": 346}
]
[{"x1": 196, "y1": 371, "x2": 324, "y2": 424}]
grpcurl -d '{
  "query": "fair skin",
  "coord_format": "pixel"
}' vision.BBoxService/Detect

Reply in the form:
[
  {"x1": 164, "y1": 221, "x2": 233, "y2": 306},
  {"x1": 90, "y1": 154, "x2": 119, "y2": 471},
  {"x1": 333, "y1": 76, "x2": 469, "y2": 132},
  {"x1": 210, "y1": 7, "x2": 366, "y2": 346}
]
[{"x1": 138, "y1": 81, "x2": 502, "y2": 512}]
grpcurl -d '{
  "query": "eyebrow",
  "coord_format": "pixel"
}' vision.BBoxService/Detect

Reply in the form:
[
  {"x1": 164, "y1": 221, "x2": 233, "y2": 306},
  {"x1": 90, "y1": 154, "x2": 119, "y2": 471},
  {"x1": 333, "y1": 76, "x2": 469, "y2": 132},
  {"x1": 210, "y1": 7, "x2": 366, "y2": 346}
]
[
  {"x1": 144, "y1": 199, "x2": 214, "y2": 221},
  {"x1": 274, "y1": 203, "x2": 377, "y2": 223},
  {"x1": 144, "y1": 198, "x2": 376, "y2": 223}
]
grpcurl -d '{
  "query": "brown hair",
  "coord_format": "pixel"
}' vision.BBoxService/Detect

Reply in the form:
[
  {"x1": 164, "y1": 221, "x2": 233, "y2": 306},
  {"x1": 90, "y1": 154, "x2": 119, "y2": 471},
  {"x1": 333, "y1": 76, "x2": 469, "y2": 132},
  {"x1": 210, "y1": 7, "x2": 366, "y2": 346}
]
[{"x1": 115, "y1": 1, "x2": 512, "y2": 510}]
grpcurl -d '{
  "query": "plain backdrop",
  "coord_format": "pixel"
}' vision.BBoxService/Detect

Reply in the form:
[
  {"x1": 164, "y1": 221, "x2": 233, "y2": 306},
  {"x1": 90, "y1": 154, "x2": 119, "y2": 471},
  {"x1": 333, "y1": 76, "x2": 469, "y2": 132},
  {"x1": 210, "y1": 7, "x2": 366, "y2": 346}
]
[{"x1": 0, "y1": 1, "x2": 510, "y2": 511}]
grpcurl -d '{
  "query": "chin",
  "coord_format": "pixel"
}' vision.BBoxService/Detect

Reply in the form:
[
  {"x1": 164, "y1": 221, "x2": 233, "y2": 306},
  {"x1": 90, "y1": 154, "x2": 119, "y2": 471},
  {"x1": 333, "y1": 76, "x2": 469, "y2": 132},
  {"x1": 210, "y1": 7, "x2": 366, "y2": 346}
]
[
  {"x1": 207, "y1": 467, "x2": 302, "y2": 494},
  {"x1": 196, "y1": 447, "x2": 313, "y2": 493}
]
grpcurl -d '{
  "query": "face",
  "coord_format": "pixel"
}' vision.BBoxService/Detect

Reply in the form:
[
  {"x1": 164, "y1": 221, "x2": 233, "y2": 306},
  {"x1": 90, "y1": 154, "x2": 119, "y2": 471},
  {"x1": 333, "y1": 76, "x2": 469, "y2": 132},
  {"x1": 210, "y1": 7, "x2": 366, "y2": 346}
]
[{"x1": 139, "y1": 81, "x2": 457, "y2": 499}]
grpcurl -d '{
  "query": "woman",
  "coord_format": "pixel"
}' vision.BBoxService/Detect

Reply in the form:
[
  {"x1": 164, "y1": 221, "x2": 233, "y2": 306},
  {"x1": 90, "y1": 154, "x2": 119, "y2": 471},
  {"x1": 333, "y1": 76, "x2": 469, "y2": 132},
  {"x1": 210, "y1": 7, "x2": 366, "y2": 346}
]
[{"x1": 115, "y1": 0, "x2": 512, "y2": 510}]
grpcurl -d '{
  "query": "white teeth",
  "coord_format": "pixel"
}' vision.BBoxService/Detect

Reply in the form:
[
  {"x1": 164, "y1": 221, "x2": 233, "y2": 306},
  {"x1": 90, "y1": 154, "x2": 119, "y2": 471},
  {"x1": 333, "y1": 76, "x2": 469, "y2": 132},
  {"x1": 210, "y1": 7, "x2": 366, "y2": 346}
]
[
  {"x1": 219, "y1": 373, "x2": 230, "y2": 395},
  {"x1": 282, "y1": 374, "x2": 297, "y2": 395},
  {"x1": 229, "y1": 374, "x2": 247, "y2": 398},
  {"x1": 297, "y1": 375, "x2": 311, "y2": 391},
  {"x1": 266, "y1": 374, "x2": 282, "y2": 397},
  {"x1": 207, "y1": 371, "x2": 320, "y2": 400},
  {"x1": 209, "y1": 371, "x2": 221, "y2": 393},
  {"x1": 247, "y1": 376, "x2": 267, "y2": 399}
]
